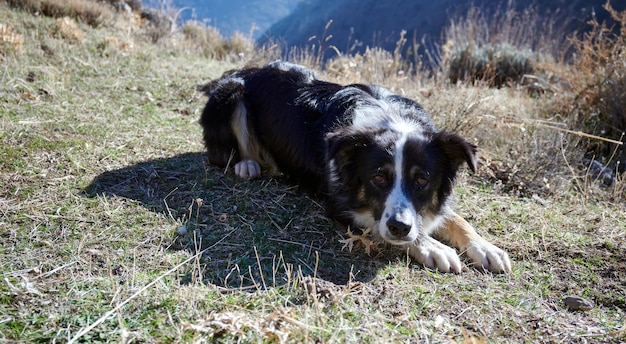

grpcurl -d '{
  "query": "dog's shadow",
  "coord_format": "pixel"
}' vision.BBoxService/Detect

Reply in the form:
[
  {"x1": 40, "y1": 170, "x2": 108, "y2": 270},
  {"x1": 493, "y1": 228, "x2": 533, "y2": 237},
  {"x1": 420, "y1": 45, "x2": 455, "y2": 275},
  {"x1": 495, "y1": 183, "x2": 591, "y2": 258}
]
[{"x1": 84, "y1": 152, "x2": 389, "y2": 289}]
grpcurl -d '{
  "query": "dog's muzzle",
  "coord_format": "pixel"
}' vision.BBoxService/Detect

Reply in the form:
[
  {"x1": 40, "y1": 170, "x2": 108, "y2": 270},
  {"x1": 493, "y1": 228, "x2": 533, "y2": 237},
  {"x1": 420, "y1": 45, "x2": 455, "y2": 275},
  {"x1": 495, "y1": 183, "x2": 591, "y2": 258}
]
[
  {"x1": 381, "y1": 208, "x2": 420, "y2": 244},
  {"x1": 386, "y1": 213, "x2": 412, "y2": 238}
]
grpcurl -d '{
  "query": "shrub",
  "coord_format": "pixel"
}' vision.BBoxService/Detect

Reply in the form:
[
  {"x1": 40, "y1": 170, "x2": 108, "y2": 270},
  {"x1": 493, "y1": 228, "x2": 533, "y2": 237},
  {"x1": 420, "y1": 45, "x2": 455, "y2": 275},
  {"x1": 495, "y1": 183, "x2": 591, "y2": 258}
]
[
  {"x1": 101, "y1": 0, "x2": 142, "y2": 11},
  {"x1": 441, "y1": 3, "x2": 561, "y2": 87},
  {"x1": 181, "y1": 21, "x2": 255, "y2": 61},
  {"x1": 53, "y1": 16, "x2": 84, "y2": 42},
  {"x1": 182, "y1": 21, "x2": 227, "y2": 58},
  {"x1": 141, "y1": 8, "x2": 174, "y2": 43},
  {"x1": 229, "y1": 31, "x2": 255, "y2": 59},
  {"x1": 553, "y1": 2, "x2": 626, "y2": 175},
  {"x1": 445, "y1": 41, "x2": 536, "y2": 86},
  {"x1": 0, "y1": 23, "x2": 23, "y2": 57},
  {"x1": 324, "y1": 30, "x2": 412, "y2": 84},
  {"x1": 4, "y1": 0, "x2": 114, "y2": 27}
]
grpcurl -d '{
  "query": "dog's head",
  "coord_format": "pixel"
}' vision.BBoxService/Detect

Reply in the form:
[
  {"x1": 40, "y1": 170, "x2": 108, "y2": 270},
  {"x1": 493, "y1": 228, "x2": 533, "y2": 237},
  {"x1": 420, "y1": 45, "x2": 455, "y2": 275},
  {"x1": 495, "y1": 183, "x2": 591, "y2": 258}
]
[{"x1": 326, "y1": 127, "x2": 476, "y2": 245}]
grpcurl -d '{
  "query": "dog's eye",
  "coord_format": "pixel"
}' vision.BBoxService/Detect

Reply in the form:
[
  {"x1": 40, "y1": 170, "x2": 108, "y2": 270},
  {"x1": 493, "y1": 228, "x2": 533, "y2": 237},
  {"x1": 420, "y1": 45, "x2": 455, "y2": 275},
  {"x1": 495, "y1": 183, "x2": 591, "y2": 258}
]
[
  {"x1": 415, "y1": 177, "x2": 429, "y2": 188},
  {"x1": 371, "y1": 174, "x2": 386, "y2": 185}
]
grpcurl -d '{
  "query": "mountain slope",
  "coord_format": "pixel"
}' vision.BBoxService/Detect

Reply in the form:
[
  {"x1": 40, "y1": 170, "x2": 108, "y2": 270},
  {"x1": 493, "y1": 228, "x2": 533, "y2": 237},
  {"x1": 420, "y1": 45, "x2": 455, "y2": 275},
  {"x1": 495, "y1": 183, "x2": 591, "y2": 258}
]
[{"x1": 261, "y1": 0, "x2": 626, "y2": 57}]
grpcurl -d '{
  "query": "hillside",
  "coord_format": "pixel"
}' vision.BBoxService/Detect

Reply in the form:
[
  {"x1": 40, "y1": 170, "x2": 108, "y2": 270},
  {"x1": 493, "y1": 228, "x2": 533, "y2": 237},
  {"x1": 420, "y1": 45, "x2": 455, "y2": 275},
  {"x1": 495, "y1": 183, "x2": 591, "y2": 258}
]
[
  {"x1": 0, "y1": 1, "x2": 625, "y2": 342},
  {"x1": 262, "y1": 0, "x2": 626, "y2": 58}
]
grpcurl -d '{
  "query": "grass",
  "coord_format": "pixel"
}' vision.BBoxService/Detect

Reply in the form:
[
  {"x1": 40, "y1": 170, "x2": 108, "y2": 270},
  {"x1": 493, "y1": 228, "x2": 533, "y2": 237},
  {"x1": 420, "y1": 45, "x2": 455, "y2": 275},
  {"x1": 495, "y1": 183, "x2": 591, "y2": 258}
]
[{"x1": 0, "y1": 1, "x2": 625, "y2": 343}]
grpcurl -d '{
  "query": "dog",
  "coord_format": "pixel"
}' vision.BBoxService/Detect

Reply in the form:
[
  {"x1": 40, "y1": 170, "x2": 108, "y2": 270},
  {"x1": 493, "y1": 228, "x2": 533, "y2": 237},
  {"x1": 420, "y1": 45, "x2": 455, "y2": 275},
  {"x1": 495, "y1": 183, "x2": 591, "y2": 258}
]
[{"x1": 200, "y1": 61, "x2": 511, "y2": 273}]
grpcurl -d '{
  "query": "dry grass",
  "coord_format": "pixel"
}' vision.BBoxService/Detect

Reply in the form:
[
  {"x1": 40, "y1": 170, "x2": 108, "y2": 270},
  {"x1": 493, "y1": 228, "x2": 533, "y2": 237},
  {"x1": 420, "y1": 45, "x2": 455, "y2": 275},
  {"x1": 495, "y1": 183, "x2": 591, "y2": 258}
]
[{"x1": 0, "y1": 3, "x2": 625, "y2": 343}]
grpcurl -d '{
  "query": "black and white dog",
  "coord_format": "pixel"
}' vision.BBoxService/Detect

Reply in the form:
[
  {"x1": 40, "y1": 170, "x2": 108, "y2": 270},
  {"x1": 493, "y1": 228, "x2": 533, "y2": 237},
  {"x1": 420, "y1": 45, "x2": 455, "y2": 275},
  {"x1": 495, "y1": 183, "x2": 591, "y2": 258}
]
[{"x1": 200, "y1": 61, "x2": 511, "y2": 273}]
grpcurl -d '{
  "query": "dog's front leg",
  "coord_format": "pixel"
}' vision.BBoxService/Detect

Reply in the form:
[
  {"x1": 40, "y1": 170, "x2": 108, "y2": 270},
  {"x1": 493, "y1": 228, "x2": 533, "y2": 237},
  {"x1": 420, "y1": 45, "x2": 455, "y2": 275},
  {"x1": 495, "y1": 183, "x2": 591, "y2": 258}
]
[{"x1": 436, "y1": 212, "x2": 511, "y2": 273}]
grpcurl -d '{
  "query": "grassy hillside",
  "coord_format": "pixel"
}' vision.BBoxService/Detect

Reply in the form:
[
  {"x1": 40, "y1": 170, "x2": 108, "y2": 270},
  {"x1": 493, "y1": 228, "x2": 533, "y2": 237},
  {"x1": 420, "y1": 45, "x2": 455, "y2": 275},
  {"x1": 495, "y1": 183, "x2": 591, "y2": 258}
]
[{"x1": 0, "y1": 1, "x2": 625, "y2": 342}]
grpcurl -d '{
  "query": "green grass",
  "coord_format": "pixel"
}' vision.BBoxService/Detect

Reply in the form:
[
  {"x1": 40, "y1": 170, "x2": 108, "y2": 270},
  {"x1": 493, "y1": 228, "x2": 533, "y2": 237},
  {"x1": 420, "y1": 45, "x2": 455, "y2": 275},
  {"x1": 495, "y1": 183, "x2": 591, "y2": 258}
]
[{"x1": 1, "y1": 3, "x2": 625, "y2": 343}]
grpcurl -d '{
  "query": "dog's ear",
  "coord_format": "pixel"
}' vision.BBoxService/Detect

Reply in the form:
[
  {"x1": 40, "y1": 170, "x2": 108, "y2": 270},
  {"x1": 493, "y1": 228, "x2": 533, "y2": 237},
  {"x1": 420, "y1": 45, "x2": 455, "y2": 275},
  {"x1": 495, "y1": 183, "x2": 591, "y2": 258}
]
[
  {"x1": 325, "y1": 128, "x2": 373, "y2": 187},
  {"x1": 432, "y1": 132, "x2": 477, "y2": 173},
  {"x1": 325, "y1": 128, "x2": 371, "y2": 162}
]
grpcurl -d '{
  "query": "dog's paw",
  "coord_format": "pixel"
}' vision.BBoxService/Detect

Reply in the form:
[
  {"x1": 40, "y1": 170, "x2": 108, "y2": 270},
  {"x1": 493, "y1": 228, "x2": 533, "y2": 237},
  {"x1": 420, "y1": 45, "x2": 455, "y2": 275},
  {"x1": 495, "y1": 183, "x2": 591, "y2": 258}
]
[
  {"x1": 407, "y1": 237, "x2": 463, "y2": 273},
  {"x1": 234, "y1": 159, "x2": 261, "y2": 179},
  {"x1": 464, "y1": 239, "x2": 511, "y2": 273}
]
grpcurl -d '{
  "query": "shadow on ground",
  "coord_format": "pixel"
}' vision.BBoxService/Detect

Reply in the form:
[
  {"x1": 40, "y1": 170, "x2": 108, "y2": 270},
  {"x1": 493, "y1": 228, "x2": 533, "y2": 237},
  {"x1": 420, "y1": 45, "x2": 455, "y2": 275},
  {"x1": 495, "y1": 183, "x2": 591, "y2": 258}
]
[{"x1": 84, "y1": 152, "x2": 391, "y2": 289}]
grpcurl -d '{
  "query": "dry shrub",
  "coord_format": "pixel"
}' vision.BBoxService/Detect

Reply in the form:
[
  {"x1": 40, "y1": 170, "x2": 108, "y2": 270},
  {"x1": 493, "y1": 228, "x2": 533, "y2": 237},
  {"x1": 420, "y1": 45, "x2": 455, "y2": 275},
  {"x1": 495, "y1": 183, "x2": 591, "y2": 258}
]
[
  {"x1": 181, "y1": 21, "x2": 255, "y2": 61},
  {"x1": 95, "y1": 36, "x2": 134, "y2": 56},
  {"x1": 325, "y1": 49, "x2": 397, "y2": 84},
  {"x1": 324, "y1": 31, "x2": 412, "y2": 84},
  {"x1": 245, "y1": 42, "x2": 282, "y2": 67},
  {"x1": 229, "y1": 31, "x2": 255, "y2": 59},
  {"x1": 101, "y1": 0, "x2": 142, "y2": 11},
  {"x1": 53, "y1": 17, "x2": 83, "y2": 42},
  {"x1": 444, "y1": 41, "x2": 536, "y2": 87},
  {"x1": 182, "y1": 21, "x2": 226, "y2": 58},
  {"x1": 435, "y1": 2, "x2": 626, "y2": 200},
  {"x1": 0, "y1": 23, "x2": 23, "y2": 56},
  {"x1": 440, "y1": 3, "x2": 561, "y2": 87},
  {"x1": 5, "y1": 0, "x2": 114, "y2": 27},
  {"x1": 549, "y1": 2, "x2": 626, "y2": 180},
  {"x1": 140, "y1": 8, "x2": 174, "y2": 43}
]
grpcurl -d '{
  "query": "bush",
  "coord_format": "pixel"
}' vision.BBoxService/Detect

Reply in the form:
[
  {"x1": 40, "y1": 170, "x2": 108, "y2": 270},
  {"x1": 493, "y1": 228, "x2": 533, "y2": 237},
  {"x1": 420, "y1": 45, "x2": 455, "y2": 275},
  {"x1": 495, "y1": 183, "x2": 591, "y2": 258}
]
[
  {"x1": 441, "y1": 3, "x2": 560, "y2": 87},
  {"x1": 0, "y1": 23, "x2": 23, "y2": 57},
  {"x1": 4, "y1": 0, "x2": 114, "y2": 27},
  {"x1": 181, "y1": 21, "x2": 254, "y2": 61},
  {"x1": 101, "y1": 0, "x2": 142, "y2": 11},
  {"x1": 551, "y1": 2, "x2": 626, "y2": 174},
  {"x1": 445, "y1": 41, "x2": 536, "y2": 86}
]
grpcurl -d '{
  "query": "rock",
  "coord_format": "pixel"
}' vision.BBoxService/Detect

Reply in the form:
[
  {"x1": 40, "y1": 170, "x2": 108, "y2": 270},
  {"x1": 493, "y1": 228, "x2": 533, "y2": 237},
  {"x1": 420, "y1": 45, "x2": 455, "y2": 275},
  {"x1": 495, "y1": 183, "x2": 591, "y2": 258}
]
[{"x1": 563, "y1": 296, "x2": 593, "y2": 311}]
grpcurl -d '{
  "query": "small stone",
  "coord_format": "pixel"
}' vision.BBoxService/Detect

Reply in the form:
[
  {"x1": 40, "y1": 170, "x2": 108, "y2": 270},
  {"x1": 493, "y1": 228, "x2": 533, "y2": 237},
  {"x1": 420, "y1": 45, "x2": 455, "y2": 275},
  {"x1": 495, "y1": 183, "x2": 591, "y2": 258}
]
[{"x1": 564, "y1": 296, "x2": 593, "y2": 311}]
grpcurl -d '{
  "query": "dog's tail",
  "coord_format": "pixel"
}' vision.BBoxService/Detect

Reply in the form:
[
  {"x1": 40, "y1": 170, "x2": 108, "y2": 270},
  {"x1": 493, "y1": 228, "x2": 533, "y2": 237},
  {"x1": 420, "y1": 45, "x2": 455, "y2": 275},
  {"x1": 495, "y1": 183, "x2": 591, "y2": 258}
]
[{"x1": 199, "y1": 75, "x2": 247, "y2": 167}]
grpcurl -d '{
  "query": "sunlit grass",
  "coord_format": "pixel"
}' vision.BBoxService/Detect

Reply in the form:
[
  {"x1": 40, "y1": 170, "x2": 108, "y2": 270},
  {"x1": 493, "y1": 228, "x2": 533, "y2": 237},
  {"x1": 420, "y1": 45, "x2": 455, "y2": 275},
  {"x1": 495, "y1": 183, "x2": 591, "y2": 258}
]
[{"x1": 0, "y1": 1, "x2": 624, "y2": 342}]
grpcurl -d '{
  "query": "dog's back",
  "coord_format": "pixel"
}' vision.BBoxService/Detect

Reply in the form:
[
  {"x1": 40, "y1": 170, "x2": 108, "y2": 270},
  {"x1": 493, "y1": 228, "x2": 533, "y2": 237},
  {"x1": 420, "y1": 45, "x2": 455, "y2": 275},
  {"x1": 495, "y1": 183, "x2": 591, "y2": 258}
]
[
  {"x1": 200, "y1": 62, "x2": 437, "y2": 193},
  {"x1": 200, "y1": 63, "x2": 344, "y2": 192}
]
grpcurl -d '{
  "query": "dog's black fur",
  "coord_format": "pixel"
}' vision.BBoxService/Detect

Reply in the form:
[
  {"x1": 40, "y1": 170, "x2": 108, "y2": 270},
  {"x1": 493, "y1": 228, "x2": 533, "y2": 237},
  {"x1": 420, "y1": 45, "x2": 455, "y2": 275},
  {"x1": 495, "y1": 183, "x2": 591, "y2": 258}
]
[{"x1": 200, "y1": 61, "x2": 511, "y2": 273}]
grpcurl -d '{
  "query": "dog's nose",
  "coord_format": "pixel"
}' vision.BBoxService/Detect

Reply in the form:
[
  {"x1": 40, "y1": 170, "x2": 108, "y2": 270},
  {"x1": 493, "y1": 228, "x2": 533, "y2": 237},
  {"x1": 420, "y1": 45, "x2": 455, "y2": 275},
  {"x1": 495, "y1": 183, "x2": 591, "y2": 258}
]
[{"x1": 386, "y1": 216, "x2": 412, "y2": 238}]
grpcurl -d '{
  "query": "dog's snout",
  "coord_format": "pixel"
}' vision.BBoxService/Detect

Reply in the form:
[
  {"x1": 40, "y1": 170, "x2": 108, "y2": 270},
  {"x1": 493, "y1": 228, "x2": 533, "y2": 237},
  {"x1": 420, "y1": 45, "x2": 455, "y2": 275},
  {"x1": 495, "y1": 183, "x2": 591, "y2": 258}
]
[{"x1": 386, "y1": 215, "x2": 412, "y2": 238}]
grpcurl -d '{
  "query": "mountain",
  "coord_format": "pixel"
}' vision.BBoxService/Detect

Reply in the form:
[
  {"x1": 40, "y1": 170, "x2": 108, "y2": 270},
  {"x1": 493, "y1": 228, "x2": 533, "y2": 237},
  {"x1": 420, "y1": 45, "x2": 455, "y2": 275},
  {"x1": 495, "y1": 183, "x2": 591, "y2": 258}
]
[
  {"x1": 260, "y1": 0, "x2": 464, "y2": 55},
  {"x1": 169, "y1": 0, "x2": 299, "y2": 38},
  {"x1": 260, "y1": 0, "x2": 626, "y2": 59}
]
